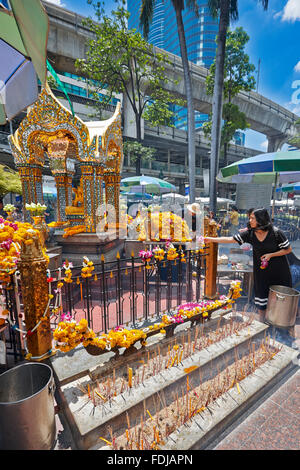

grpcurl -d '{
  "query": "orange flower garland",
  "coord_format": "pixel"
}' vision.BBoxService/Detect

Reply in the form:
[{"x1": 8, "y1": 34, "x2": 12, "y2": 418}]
[{"x1": 0, "y1": 218, "x2": 49, "y2": 285}]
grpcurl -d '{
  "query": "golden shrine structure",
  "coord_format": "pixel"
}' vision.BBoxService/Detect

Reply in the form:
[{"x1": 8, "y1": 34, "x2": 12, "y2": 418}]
[{"x1": 8, "y1": 84, "x2": 123, "y2": 235}]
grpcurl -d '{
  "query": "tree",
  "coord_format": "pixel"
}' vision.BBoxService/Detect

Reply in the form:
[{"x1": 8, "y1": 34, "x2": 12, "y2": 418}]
[
  {"x1": 0, "y1": 165, "x2": 22, "y2": 199},
  {"x1": 204, "y1": 27, "x2": 256, "y2": 167},
  {"x1": 139, "y1": 0, "x2": 199, "y2": 203},
  {"x1": 76, "y1": 0, "x2": 182, "y2": 175},
  {"x1": 289, "y1": 119, "x2": 300, "y2": 148},
  {"x1": 207, "y1": 0, "x2": 269, "y2": 214}
]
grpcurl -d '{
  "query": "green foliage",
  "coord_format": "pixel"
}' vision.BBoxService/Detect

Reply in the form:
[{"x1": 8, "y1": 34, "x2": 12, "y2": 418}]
[
  {"x1": 289, "y1": 119, "x2": 300, "y2": 149},
  {"x1": 123, "y1": 141, "x2": 156, "y2": 163},
  {"x1": 76, "y1": 1, "x2": 181, "y2": 136},
  {"x1": 203, "y1": 103, "x2": 249, "y2": 146},
  {"x1": 207, "y1": 0, "x2": 268, "y2": 21},
  {"x1": 206, "y1": 27, "x2": 256, "y2": 101},
  {"x1": 0, "y1": 165, "x2": 22, "y2": 197},
  {"x1": 204, "y1": 27, "x2": 255, "y2": 148}
]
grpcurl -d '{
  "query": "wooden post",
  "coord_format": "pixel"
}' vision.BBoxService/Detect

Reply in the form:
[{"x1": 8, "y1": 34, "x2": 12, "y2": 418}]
[
  {"x1": 18, "y1": 234, "x2": 53, "y2": 360},
  {"x1": 204, "y1": 217, "x2": 218, "y2": 299}
]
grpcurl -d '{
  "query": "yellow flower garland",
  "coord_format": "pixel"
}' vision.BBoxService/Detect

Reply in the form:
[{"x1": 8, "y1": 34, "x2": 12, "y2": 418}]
[
  {"x1": 53, "y1": 281, "x2": 241, "y2": 354},
  {"x1": 0, "y1": 220, "x2": 49, "y2": 285}
]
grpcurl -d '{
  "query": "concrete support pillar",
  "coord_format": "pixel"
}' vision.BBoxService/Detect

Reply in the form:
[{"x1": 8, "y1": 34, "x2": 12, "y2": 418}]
[
  {"x1": 267, "y1": 135, "x2": 286, "y2": 153},
  {"x1": 122, "y1": 93, "x2": 144, "y2": 140},
  {"x1": 167, "y1": 149, "x2": 171, "y2": 173}
]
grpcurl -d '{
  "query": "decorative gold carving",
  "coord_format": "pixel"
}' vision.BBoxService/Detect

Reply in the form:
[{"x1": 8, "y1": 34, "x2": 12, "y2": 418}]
[
  {"x1": 18, "y1": 237, "x2": 52, "y2": 358},
  {"x1": 9, "y1": 87, "x2": 123, "y2": 235}
]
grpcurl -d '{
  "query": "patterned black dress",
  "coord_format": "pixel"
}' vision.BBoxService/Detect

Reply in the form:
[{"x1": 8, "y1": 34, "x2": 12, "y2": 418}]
[{"x1": 233, "y1": 228, "x2": 292, "y2": 310}]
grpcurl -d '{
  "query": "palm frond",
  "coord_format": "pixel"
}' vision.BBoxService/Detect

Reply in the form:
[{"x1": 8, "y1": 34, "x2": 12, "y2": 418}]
[
  {"x1": 185, "y1": 0, "x2": 200, "y2": 18},
  {"x1": 229, "y1": 0, "x2": 239, "y2": 21},
  {"x1": 207, "y1": 0, "x2": 220, "y2": 19},
  {"x1": 139, "y1": 0, "x2": 155, "y2": 39},
  {"x1": 258, "y1": 0, "x2": 269, "y2": 10}
]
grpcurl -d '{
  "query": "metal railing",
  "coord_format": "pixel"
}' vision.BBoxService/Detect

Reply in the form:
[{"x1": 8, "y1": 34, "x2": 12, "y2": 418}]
[{"x1": 48, "y1": 249, "x2": 208, "y2": 334}]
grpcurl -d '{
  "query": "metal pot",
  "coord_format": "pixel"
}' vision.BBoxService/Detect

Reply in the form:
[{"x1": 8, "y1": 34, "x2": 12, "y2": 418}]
[
  {"x1": 0, "y1": 362, "x2": 56, "y2": 450},
  {"x1": 265, "y1": 285, "x2": 300, "y2": 328}
]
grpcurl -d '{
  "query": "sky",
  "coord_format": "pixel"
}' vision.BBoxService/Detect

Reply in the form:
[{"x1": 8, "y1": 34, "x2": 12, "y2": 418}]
[{"x1": 45, "y1": 0, "x2": 300, "y2": 152}]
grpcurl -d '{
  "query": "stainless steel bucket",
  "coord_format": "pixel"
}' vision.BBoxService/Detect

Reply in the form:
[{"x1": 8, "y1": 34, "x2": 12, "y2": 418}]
[
  {"x1": 0, "y1": 362, "x2": 56, "y2": 450},
  {"x1": 265, "y1": 285, "x2": 300, "y2": 328}
]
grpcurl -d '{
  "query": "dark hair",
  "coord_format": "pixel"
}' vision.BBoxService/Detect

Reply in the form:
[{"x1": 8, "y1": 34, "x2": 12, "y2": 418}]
[
  {"x1": 247, "y1": 208, "x2": 254, "y2": 217},
  {"x1": 251, "y1": 208, "x2": 272, "y2": 232},
  {"x1": 231, "y1": 205, "x2": 238, "y2": 211}
]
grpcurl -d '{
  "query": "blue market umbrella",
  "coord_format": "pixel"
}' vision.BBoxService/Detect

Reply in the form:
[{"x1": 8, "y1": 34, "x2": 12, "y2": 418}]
[
  {"x1": 120, "y1": 191, "x2": 152, "y2": 200},
  {"x1": 276, "y1": 182, "x2": 300, "y2": 193},
  {"x1": 217, "y1": 150, "x2": 300, "y2": 184},
  {"x1": 217, "y1": 150, "x2": 300, "y2": 218}
]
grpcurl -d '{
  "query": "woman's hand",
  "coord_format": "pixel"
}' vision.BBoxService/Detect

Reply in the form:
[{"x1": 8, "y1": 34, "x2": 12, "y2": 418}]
[{"x1": 261, "y1": 253, "x2": 273, "y2": 262}]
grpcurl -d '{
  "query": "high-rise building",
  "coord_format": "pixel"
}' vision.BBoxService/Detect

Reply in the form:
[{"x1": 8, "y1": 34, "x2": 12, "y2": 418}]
[{"x1": 127, "y1": 1, "x2": 218, "y2": 130}]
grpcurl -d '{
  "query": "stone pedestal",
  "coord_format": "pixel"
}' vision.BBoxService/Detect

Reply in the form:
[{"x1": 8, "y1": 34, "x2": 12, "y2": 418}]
[{"x1": 54, "y1": 232, "x2": 125, "y2": 264}]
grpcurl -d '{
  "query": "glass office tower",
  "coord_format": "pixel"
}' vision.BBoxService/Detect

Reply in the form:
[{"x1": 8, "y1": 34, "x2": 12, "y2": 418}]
[{"x1": 127, "y1": 1, "x2": 218, "y2": 130}]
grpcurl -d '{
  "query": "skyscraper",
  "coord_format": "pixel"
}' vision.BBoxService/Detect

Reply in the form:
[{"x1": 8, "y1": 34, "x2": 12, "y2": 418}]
[{"x1": 127, "y1": 1, "x2": 219, "y2": 129}]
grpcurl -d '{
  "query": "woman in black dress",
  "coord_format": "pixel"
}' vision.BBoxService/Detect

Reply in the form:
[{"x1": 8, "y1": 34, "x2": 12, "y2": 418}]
[{"x1": 205, "y1": 208, "x2": 292, "y2": 322}]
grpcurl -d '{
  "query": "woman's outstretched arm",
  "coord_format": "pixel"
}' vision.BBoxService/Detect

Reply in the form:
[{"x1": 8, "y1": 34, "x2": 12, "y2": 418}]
[{"x1": 204, "y1": 236, "x2": 238, "y2": 244}]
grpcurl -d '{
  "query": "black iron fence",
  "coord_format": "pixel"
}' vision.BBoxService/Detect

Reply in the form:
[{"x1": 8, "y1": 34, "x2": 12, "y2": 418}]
[
  {"x1": 49, "y1": 249, "x2": 208, "y2": 334},
  {"x1": 0, "y1": 249, "x2": 208, "y2": 364}
]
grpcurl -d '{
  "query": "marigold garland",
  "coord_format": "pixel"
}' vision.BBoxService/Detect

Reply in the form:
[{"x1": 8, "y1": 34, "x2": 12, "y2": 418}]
[
  {"x1": 62, "y1": 225, "x2": 86, "y2": 238},
  {"x1": 138, "y1": 211, "x2": 191, "y2": 242},
  {"x1": 53, "y1": 280, "x2": 241, "y2": 354},
  {"x1": 0, "y1": 217, "x2": 49, "y2": 285},
  {"x1": 53, "y1": 319, "x2": 147, "y2": 353},
  {"x1": 81, "y1": 256, "x2": 95, "y2": 278}
]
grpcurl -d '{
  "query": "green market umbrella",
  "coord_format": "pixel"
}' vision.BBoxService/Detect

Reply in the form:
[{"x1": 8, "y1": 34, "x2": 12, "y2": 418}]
[
  {"x1": 121, "y1": 175, "x2": 176, "y2": 195},
  {"x1": 217, "y1": 150, "x2": 300, "y2": 218},
  {"x1": 276, "y1": 182, "x2": 300, "y2": 193},
  {"x1": 0, "y1": 0, "x2": 49, "y2": 124},
  {"x1": 217, "y1": 150, "x2": 300, "y2": 184}
]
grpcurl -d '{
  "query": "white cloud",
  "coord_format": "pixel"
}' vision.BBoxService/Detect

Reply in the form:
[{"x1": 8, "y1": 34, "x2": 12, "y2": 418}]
[
  {"x1": 45, "y1": 0, "x2": 65, "y2": 6},
  {"x1": 260, "y1": 140, "x2": 268, "y2": 151},
  {"x1": 281, "y1": 0, "x2": 300, "y2": 22},
  {"x1": 295, "y1": 61, "x2": 300, "y2": 72}
]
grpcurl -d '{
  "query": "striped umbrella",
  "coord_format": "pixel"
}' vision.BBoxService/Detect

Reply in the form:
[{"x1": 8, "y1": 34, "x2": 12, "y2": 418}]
[
  {"x1": 217, "y1": 150, "x2": 300, "y2": 184},
  {"x1": 121, "y1": 175, "x2": 176, "y2": 194},
  {"x1": 276, "y1": 182, "x2": 300, "y2": 193},
  {"x1": 217, "y1": 150, "x2": 300, "y2": 218},
  {"x1": 0, "y1": 0, "x2": 48, "y2": 124}
]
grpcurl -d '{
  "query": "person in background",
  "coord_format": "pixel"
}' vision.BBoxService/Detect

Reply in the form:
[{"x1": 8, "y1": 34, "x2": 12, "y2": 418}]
[
  {"x1": 239, "y1": 208, "x2": 254, "y2": 233},
  {"x1": 205, "y1": 208, "x2": 292, "y2": 323},
  {"x1": 186, "y1": 202, "x2": 202, "y2": 241},
  {"x1": 14, "y1": 204, "x2": 23, "y2": 222},
  {"x1": 229, "y1": 205, "x2": 239, "y2": 235}
]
